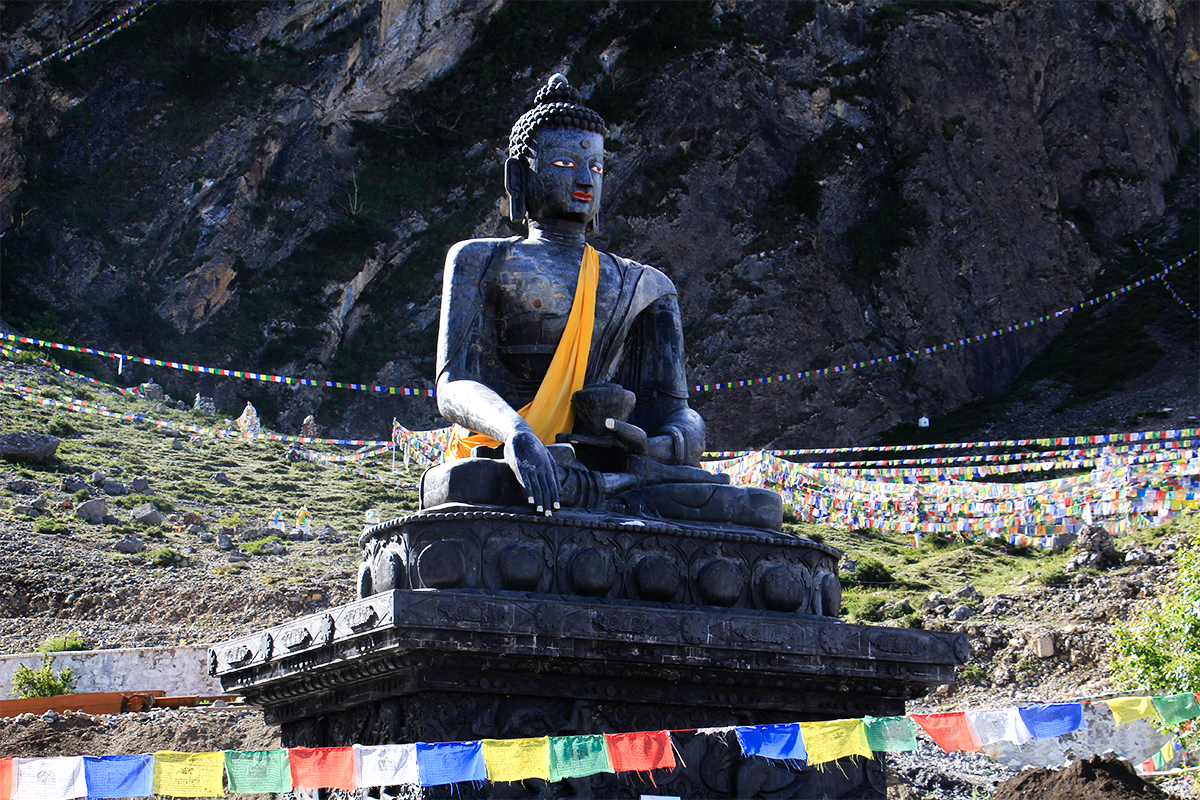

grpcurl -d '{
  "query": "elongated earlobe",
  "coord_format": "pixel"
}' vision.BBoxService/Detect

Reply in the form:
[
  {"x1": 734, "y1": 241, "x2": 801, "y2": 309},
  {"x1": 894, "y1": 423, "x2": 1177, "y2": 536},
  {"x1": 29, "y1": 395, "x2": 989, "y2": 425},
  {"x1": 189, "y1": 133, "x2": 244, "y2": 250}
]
[
  {"x1": 504, "y1": 157, "x2": 527, "y2": 223},
  {"x1": 588, "y1": 206, "x2": 600, "y2": 235}
]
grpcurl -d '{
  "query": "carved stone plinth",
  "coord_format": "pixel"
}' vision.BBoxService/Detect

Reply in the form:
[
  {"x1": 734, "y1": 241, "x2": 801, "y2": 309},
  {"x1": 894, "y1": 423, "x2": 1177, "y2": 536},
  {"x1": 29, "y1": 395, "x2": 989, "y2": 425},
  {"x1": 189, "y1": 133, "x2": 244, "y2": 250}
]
[
  {"x1": 212, "y1": 589, "x2": 967, "y2": 798},
  {"x1": 358, "y1": 507, "x2": 844, "y2": 617}
]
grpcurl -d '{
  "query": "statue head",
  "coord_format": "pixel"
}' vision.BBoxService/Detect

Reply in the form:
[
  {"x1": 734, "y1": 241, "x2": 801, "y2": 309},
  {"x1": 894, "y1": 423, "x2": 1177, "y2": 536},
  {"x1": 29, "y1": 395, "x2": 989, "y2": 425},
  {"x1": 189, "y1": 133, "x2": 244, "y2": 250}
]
[{"x1": 506, "y1": 74, "x2": 609, "y2": 233}]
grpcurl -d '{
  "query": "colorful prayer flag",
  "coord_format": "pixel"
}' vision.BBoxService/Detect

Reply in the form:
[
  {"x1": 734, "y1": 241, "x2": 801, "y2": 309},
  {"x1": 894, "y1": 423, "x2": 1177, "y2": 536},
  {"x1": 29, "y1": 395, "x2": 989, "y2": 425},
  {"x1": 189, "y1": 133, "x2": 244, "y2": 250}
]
[
  {"x1": 863, "y1": 715, "x2": 918, "y2": 752},
  {"x1": 798, "y1": 719, "x2": 871, "y2": 766},
  {"x1": 224, "y1": 750, "x2": 291, "y2": 793},
  {"x1": 1152, "y1": 692, "x2": 1200, "y2": 726},
  {"x1": 548, "y1": 735, "x2": 613, "y2": 782},
  {"x1": 152, "y1": 751, "x2": 224, "y2": 798},
  {"x1": 354, "y1": 743, "x2": 418, "y2": 788},
  {"x1": 734, "y1": 724, "x2": 806, "y2": 766},
  {"x1": 965, "y1": 708, "x2": 1031, "y2": 747},
  {"x1": 416, "y1": 741, "x2": 486, "y2": 786},
  {"x1": 82, "y1": 755, "x2": 153, "y2": 798},
  {"x1": 11, "y1": 757, "x2": 86, "y2": 800},
  {"x1": 604, "y1": 731, "x2": 676, "y2": 774},
  {"x1": 911, "y1": 712, "x2": 981, "y2": 752},
  {"x1": 0, "y1": 760, "x2": 11, "y2": 800},
  {"x1": 481, "y1": 737, "x2": 550, "y2": 782},
  {"x1": 1017, "y1": 703, "x2": 1086, "y2": 740},
  {"x1": 288, "y1": 746, "x2": 355, "y2": 791},
  {"x1": 1105, "y1": 696, "x2": 1157, "y2": 726}
]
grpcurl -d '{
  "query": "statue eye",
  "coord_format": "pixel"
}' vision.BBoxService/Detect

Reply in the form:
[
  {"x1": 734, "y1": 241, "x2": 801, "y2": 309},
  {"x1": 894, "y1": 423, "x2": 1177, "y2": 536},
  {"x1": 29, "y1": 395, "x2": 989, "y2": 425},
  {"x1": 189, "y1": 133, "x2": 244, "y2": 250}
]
[
  {"x1": 590, "y1": 163, "x2": 604, "y2": 175},
  {"x1": 551, "y1": 158, "x2": 575, "y2": 168}
]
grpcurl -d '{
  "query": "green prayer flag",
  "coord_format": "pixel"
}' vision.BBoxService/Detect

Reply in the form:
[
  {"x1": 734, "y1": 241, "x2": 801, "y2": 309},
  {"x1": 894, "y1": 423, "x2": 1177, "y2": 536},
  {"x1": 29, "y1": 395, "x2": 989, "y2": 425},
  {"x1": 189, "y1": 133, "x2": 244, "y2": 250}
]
[
  {"x1": 863, "y1": 715, "x2": 918, "y2": 752},
  {"x1": 548, "y1": 735, "x2": 613, "y2": 782},
  {"x1": 1152, "y1": 693, "x2": 1200, "y2": 727},
  {"x1": 224, "y1": 749, "x2": 292, "y2": 793}
]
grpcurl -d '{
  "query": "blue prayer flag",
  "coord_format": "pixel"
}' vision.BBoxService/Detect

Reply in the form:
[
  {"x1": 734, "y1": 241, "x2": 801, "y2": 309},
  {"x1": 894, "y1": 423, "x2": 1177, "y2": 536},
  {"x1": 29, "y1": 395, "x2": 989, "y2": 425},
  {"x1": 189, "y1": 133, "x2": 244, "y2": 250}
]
[
  {"x1": 734, "y1": 724, "x2": 807, "y2": 766},
  {"x1": 83, "y1": 754, "x2": 153, "y2": 799},
  {"x1": 1017, "y1": 703, "x2": 1086, "y2": 740},
  {"x1": 416, "y1": 741, "x2": 487, "y2": 787}
]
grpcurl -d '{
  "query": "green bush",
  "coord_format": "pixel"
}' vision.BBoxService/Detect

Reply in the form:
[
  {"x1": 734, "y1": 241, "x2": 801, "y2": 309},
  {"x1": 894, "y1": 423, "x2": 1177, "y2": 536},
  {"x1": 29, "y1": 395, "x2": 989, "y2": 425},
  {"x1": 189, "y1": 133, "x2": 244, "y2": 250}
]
[
  {"x1": 150, "y1": 548, "x2": 182, "y2": 567},
  {"x1": 10, "y1": 653, "x2": 76, "y2": 698},
  {"x1": 243, "y1": 535, "x2": 283, "y2": 556},
  {"x1": 33, "y1": 516, "x2": 69, "y2": 535},
  {"x1": 1040, "y1": 568, "x2": 1070, "y2": 586},
  {"x1": 851, "y1": 557, "x2": 895, "y2": 586},
  {"x1": 37, "y1": 631, "x2": 87, "y2": 652},
  {"x1": 73, "y1": 489, "x2": 91, "y2": 503},
  {"x1": 1113, "y1": 530, "x2": 1200, "y2": 751},
  {"x1": 46, "y1": 416, "x2": 76, "y2": 437}
]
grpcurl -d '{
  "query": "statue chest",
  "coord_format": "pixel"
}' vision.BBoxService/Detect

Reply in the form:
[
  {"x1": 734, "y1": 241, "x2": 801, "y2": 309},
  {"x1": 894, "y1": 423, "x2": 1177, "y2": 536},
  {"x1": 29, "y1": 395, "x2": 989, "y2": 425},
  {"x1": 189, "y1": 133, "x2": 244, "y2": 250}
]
[{"x1": 491, "y1": 254, "x2": 615, "y2": 381}]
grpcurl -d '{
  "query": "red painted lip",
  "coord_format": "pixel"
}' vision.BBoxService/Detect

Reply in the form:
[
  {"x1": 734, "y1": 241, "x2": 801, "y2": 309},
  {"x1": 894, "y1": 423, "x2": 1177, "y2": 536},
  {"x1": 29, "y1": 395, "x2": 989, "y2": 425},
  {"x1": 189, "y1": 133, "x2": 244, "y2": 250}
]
[{"x1": 572, "y1": 191, "x2": 593, "y2": 201}]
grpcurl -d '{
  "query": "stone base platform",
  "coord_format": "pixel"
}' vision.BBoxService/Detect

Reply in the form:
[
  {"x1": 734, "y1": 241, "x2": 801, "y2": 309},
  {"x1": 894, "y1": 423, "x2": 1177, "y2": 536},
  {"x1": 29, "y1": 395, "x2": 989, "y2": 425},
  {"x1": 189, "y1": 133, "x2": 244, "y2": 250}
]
[{"x1": 211, "y1": 589, "x2": 967, "y2": 798}]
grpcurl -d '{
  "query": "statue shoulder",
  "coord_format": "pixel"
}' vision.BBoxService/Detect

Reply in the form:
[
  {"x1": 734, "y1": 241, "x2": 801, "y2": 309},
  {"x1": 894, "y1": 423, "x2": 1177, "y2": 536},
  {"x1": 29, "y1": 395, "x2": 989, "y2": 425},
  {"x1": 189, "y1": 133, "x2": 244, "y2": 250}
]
[
  {"x1": 606, "y1": 252, "x2": 678, "y2": 298},
  {"x1": 445, "y1": 237, "x2": 518, "y2": 274}
]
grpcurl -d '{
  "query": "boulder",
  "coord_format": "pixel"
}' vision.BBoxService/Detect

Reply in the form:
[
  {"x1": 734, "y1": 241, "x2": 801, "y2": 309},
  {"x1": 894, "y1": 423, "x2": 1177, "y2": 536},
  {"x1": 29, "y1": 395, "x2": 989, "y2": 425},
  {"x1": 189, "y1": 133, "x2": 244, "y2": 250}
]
[
  {"x1": 171, "y1": 438, "x2": 185, "y2": 450},
  {"x1": 216, "y1": 533, "x2": 234, "y2": 550},
  {"x1": 129, "y1": 476, "x2": 150, "y2": 493},
  {"x1": 114, "y1": 536, "x2": 145, "y2": 554},
  {"x1": 950, "y1": 583, "x2": 983, "y2": 603},
  {"x1": 102, "y1": 481, "x2": 127, "y2": 496},
  {"x1": 30, "y1": 497, "x2": 49, "y2": 511},
  {"x1": 212, "y1": 472, "x2": 232, "y2": 485},
  {"x1": 950, "y1": 604, "x2": 975, "y2": 621},
  {"x1": 1030, "y1": 633, "x2": 1056, "y2": 658},
  {"x1": 258, "y1": 541, "x2": 287, "y2": 556},
  {"x1": 5, "y1": 479, "x2": 39, "y2": 494},
  {"x1": 130, "y1": 503, "x2": 163, "y2": 527},
  {"x1": 193, "y1": 395, "x2": 216, "y2": 416},
  {"x1": 74, "y1": 498, "x2": 109, "y2": 524},
  {"x1": 13, "y1": 504, "x2": 39, "y2": 517},
  {"x1": 140, "y1": 382, "x2": 164, "y2": 400},
  {"x1": 60, "y1": 477, "x2": 90, "y2": 493},
  {"x1": 0, "y1": 433, "x2": 60, "y2": 461}
]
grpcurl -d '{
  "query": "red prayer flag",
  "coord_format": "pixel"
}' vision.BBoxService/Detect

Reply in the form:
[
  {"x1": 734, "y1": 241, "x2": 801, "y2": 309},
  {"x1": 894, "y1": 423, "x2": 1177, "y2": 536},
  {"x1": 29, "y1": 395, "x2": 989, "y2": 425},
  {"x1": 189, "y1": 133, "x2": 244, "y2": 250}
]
[
  {"x1": 910, "y1": 712, "x2": 981, "y2": 752},
  {"x1": 1, "y1": 758, "x2": 12, "y2": 800},
  {"x1": 604, "y1": 731, "x2": 676, "y2": 774},
  {"x1": 288, "y1": 746, "x2": 356, "y2": 791}
]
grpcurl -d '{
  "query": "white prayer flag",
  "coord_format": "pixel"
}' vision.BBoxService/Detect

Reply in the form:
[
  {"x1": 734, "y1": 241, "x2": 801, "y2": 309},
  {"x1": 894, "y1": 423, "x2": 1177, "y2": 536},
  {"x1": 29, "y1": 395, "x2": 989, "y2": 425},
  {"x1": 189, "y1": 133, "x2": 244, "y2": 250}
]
[
  {"x1": 354, "y1": 743, "x2": 419, "y2": 788},
  {"x1": 12, "y1": 756, "x2": 87, "y2": 800}
]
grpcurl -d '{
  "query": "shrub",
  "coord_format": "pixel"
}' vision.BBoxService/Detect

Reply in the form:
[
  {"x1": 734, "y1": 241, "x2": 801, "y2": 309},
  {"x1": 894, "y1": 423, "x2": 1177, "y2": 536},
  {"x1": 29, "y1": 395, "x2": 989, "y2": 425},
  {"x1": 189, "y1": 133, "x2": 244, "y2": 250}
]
[
  {"x1": 10, "y1": 653, "x2": 76, "y2": 698},
  {"x1": 46, "y1": 416, "x2": 76, "y2": 437},
  {"x1": 150, "y1": 548, "x2": 182, "y2": 567},
  {"x1": 33, "y1": 516, "x2": 69, "y2": 535},
  {"x1": 37, "y1": 631, "x2": 87, "y2": 652},
  {"x1": 1113, "y1": 531, "x2": 1200, "y2": 752},
  {"x1": 243, "y1": 535, "x2": 283, "y2": 556},
  {"x1": 73, "y1": 489, "x2": 91, "y2": 503},
  {"x1": 1040, "y1": 568, "x2": 1069, "y2": 586},
  {"x1": 852, "y1": 557, "x2": 895, "y2": 586}
]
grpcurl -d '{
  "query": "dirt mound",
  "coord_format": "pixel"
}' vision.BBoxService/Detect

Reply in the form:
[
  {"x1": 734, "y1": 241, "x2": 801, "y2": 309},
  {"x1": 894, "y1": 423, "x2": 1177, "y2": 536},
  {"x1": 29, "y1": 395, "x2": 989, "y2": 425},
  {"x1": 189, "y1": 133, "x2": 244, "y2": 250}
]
[{"x1": 992, "y1": 754, "x2": 1171, "y2": 800}]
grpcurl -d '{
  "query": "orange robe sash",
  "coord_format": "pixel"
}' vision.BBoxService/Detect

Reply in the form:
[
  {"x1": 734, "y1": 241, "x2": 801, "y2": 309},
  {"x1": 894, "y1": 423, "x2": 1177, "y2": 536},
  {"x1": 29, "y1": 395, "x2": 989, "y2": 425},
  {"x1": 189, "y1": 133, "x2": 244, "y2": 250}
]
[{"x1": 448, "y1": 244, "x2": 599, "y2": 460}]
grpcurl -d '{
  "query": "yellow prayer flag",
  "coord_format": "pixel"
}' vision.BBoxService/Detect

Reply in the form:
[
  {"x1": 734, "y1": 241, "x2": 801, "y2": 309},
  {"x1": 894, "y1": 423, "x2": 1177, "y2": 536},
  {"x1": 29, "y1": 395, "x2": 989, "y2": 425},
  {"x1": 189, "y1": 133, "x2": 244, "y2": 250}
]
[
  {"x1": 798, "y1": 719, "x2": 871, "y2": 767},
  {"x1": 1105, "y1": 696, "x2": 1158, "y2": 726},
  {"x1": 481, "y1": 737, "x2": 551, "y2": 783},
  {"x1": 152, "y1": 751, "x2": 225, "y2": 798}
]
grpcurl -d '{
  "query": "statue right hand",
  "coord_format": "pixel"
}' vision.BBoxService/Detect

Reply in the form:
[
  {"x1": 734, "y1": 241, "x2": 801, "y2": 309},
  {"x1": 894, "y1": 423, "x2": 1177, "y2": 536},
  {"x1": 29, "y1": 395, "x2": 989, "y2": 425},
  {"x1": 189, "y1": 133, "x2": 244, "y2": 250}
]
[{"x1": 504, "y1": 429, "x2": 561, "y2": 514}]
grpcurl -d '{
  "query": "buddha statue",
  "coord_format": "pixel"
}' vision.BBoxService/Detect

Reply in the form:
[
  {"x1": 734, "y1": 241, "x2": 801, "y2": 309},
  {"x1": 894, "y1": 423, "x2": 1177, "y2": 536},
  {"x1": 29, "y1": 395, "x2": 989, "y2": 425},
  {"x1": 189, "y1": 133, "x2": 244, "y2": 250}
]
[{"x1": 424, "y1": 74, "x2": 780, "y2": 531}]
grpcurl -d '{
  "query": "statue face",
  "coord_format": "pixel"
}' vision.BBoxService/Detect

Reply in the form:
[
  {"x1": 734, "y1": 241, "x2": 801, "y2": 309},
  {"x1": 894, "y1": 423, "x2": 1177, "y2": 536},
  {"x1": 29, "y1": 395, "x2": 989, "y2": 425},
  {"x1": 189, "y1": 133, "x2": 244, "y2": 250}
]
[{"x1": 524, "y1": 126, "x2": 605, "y2": 225}]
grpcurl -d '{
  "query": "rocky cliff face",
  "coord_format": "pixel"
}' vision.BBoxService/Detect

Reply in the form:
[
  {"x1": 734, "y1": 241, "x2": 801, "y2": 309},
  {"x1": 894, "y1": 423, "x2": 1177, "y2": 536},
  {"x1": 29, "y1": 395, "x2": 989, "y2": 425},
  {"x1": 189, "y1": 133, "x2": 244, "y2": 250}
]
[{"x1": 1, "y1": 0, "x2": 1195, "y2": 448}]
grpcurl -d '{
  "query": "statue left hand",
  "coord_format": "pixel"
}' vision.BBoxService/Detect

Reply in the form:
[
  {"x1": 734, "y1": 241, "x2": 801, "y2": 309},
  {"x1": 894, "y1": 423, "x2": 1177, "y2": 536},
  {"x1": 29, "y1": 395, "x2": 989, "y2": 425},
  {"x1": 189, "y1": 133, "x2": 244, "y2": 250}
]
[
  {"x1": 504, "y1": 429, "x2": 561, "y2": 513},
  {"x1": 605, "y1": 418, "x2": 675, "y2": 462}
]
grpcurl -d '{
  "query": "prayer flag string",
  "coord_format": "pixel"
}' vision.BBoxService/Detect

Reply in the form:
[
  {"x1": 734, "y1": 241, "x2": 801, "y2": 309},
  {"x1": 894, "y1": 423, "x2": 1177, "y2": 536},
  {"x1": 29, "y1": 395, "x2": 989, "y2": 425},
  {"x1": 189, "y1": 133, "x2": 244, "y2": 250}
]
[
  {"x1": 1, "y1": 0, "x2": 160, "y2": 84},
  {"x1": 0, "y1": 693, "x2": 1194, "y2": 795},
  {"x1": 0, "y1": 250, "x2": 1190, "y2": 400}
]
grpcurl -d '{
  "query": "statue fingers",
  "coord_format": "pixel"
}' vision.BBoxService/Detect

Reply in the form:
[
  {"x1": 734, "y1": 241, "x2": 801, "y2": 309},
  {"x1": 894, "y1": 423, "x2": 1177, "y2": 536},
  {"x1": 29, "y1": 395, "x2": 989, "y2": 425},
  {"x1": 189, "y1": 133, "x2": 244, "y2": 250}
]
[{"x1": 604, "y1": 418, "x2": 648, "y2": 454}]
